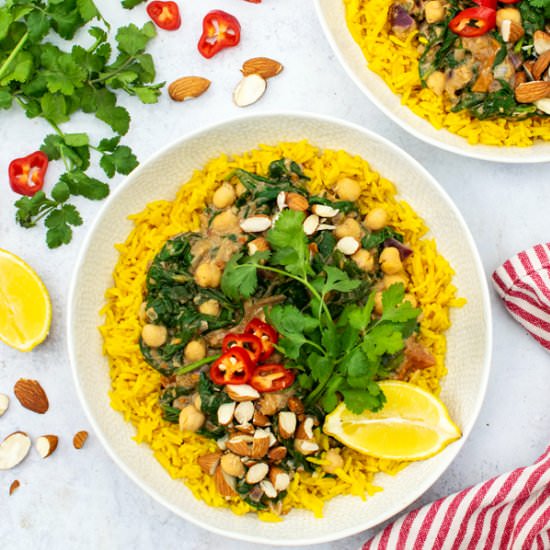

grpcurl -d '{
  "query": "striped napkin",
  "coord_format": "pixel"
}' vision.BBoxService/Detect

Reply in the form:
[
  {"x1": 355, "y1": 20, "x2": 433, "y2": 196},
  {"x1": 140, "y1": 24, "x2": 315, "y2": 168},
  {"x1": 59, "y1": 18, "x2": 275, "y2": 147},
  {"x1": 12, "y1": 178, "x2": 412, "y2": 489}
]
[{"x1": 361, "y1": 245, "x2": 550, "y2": 549}]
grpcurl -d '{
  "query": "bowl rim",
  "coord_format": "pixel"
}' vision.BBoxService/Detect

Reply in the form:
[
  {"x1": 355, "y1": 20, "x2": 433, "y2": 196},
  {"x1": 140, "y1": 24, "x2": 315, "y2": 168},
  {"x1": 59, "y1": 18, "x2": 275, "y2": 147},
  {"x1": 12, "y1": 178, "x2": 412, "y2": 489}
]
[
  {"x1": 67, "y1": 111, "x2": 493, "y2": 545},
  {"x1": 313, "y1": 0, "x2": 550, "y2": 164}
]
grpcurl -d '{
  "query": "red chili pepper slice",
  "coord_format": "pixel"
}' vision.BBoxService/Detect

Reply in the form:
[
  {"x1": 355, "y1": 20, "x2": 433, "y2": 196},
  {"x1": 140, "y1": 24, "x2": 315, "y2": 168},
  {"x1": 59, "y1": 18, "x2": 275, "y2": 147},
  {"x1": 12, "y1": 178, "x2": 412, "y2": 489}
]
[
  {"x1": 250, "y1": 364, "x2": 295, "y2": 393},
  {"x1": 498, "y1": 0, "x2": 521, "y2": 3},
  {"x1": 244, "y1": 318, "x2": 278, "y2": 361},
  {"x1": 210, "y1": 347, "x2": 253, "y2": 385},
  {"x1": 473, "y1": 0, "x2": 497, "y2": 9},
  {"x1": 146, "y1": 1, "x2": 181, "y2": 31},
  {"x1": 222, "y1": 333, "x2": 263, "y2": 363},
  {"x1": 9, "y1": 151, "x2": 49, "y2": 196},
  {"x1": 198, "y1": 10, "x2": 241, "y2": 59},
  {"x1": 449, "y1": 7, "x2": 496, "y2": 37}
]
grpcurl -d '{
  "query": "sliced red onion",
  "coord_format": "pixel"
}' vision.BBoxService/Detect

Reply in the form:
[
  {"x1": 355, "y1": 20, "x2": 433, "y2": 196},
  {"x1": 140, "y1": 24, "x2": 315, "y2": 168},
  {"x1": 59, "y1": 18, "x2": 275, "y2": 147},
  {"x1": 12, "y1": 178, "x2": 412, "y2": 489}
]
[
  {"x1": 390, "y1": 4, "x2": 415, "y2": 29},
  {"x1": 383, "y1": 238, "x2": 413, "y2": 260}
]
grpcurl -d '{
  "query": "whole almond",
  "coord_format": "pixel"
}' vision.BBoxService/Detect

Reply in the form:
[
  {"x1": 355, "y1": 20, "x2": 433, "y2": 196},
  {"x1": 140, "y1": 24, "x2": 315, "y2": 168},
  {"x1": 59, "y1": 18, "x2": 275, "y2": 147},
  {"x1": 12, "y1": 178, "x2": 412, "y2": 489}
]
[
  {"x1": 14, "y1": 379, "x2": 49, "y2": 414},
  {"x1": 515, "y1": 81, "x2": 550, "y2": 103},
  {"x1": 9, "y1": 480, "x2": 20, "y2": 496},
  {"x1": 73, "y1": 430, "x2": 88, "y2": 450},
  {"x1": 241, "y1": 57, "x2": 283, "y2": 79},
  {"x1": 168, "y1": 76, "x2": 211, "y2": 102},
  {"x1": 533, "y1": 50, "x2": 550, "y2": 81}
]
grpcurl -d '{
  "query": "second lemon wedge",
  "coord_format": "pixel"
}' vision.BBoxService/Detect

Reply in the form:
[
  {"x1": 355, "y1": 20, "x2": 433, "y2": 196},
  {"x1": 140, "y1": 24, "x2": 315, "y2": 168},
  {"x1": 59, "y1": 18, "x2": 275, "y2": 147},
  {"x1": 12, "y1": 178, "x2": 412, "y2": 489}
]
[{"x1": 323, "y1": 380, "x2": 461, "y2": 461}]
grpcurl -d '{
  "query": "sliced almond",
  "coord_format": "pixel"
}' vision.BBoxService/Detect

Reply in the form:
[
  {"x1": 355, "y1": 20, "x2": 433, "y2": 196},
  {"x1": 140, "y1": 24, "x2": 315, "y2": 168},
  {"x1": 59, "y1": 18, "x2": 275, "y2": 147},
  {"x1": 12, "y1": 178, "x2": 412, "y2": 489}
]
[
  {"x1": 286, "y1": 192, "x2": 309, "y2": 211},
  {"x1": 533, "y1": 51, "x2": 550, "y2": 81},
  {"x1": 278, "y1": 411, "x2": 297, "y2": 439},
  {"x1": 241, "y1": 57, "x2": 283, "y2": 79},
  {"x1": 501, "y1": 20, "x2": 524, "y2": 43},
  {"x1": 247, "y1": 237, "x2": 270, "y2": 256},
  {"x1": 214, "y1": 465, "x2": 237, "y2": 497},
  {"x1": 245, "y1": 462, "x2": 269, "y2": 484},
  {"x1": 296, "y1": 417, "x2": 315, "y2": 440},
  {"x1": 294, "y1": 439, "x2": 319, "y2": 456},
  {"x1": 216, "y1": 434, "x2": 229, "y2": 451},
  {"x1": 534, "y1": 98, "x2": 550, "y2": 114},
  {"x1": 311, "y1": 204, "x2": 339, "y2": 218},
  {"x1": 36, "y1": 435, "x2": 58, "y2": 459},
  {"x1": 9, "y1": 479, "x2": 20, "y2": 496},
  {"x1": 234, "y1": 401, "x2": 255, "y2": 425},
  {"x1": 303, "y1": 214, "x2": 320, "y2": 236},
  {"x1": 235, "y1": 423, "x2": 255, "y2": 435},
  {"x1": 269, "y1": 467, "x2": 290, "y2": 492},
  {"x1": 260, "y1": 479, "x2": 277, "y2": 498},
  {"x1": 0, "y1": 393, "x2": 9, "y2": 417},
  {"x1": 318, "y1": 223, "x2": 336, "y2": 231},
  {"x1": 276, "y1": 191, "x2": 287, "y2": 211},
  {"x1": 336, "y1": 236, "x2": 360, "y2": 255},
  {"x1": 217, "y1": 402, "x2": 236, "y2": 426},
  {"x1": 267, "y1": 446, "x2": 287, "y2": 462},
  {"x1": 73, "y1": 430, "x2": 88, "y2": 450},
  {"x1": 515, "y1": 81, "x2": 550, "y2": 103},
  {"x1": 168, "y1": 76, "x2": 211, "y2": 102},
  {"x1": 225, "y1": 384, "x2": 260, "y2": 402},
  {"x1": 240, "y1": 215, "x2": 272, "y2": 233},
  {"x1": 252, "y1": 409, "x2": 270, "y2": 427},
  {"x1": 250, "y1": 429, "x2": 270, "y2": 459},
  {"x1": 197, "y1": 451, "x2": 222, "y2": 476},
  {"x1": 13, "y1": 378, "x2": 49, "y2": 414},
  {"x1": 233, "y1": 74, "x2": 267, "y2": 107},
  {"x1": 0, "y1": 432, "x2": 31, "y2": 470},
  {"x1": 534, "y1": 30, "x2": 550, "y2": 55},
  {"x1": 226, "y1": 434, "x2": 253, "y2": 457}
]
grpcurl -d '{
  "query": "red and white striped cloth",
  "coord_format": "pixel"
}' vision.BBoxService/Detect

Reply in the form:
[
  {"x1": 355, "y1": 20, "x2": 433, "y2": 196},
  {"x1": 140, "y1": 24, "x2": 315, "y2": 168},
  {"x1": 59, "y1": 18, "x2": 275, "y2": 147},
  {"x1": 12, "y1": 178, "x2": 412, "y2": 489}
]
[
  {"x1": 492, "y1": 243, "x2": 550, "y2": 351},
  {"x1": 362, "y1": 445, "x2": 550, "y2": 550}
]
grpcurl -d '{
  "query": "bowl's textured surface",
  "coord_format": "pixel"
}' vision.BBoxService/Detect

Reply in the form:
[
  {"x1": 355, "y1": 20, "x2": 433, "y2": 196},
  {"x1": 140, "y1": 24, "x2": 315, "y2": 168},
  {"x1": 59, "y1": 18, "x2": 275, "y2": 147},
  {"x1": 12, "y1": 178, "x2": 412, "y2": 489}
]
[
  {"x1": 314, "y1": 0, "x2": 550, "y2": 164},
  {"x1": 68, "y1": 113, "x2": 491, "y2": 545}
]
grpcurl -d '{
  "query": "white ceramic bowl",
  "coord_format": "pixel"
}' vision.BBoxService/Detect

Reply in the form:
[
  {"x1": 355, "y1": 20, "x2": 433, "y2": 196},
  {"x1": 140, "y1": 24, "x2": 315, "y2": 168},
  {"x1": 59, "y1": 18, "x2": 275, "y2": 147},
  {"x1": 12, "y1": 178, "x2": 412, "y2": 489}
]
[
  {"x1": 68, "y1": 113, "x2": 492, "y2": 545},
  {"x1": 314, "y1": 0, "x2": 550, "y2": 164}
]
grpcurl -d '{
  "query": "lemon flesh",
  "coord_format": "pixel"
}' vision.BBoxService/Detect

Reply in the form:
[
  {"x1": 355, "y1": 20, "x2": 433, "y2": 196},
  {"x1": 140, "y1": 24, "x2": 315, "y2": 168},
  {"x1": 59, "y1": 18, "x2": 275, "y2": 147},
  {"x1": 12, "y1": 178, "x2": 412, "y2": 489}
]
[
  {"x1": 0, "y1": 249, "x2": 52, "y2": 352},
  {"x1": 323, "y1": 380, "x2": 461, "y2": 461}
]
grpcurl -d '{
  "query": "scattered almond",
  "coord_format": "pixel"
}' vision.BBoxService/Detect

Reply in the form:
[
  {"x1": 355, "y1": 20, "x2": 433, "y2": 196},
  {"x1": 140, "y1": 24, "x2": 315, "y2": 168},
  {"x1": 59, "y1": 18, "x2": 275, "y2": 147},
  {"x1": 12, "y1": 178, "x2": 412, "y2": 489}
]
[
  {"x1": 239, "y1": 215, "x2": 272, "y2": 233},
  {"x1": 36, "y1": 435, "x2": 58, "y2": 458},
  {"x1": 0, "y1": 432, "x2": 31, "y2": 470},
  {"x1": 9, "y1": 480, "x2": 20, "y2": 496},
  {"x1": 294, "y1": 439, "x2": 320, "y2": 456},
  {"x1": 534, "y1": 30, "x2": 550, "y2": 55},
  {"x1": 336, "y1": 236, "x2": 361, "y2": 255},
  {"x1": 533, "y1": 51, "x2": 550, "y2": 81},
  {"x1": 296, "y1": 417, "x2": 315, "y2": 440},
  {"x1": 534, "y1": 98, "x2": 550, "y2": 114},
  {"x1": 260, "y1": 479, "x2": 277, "y2": 498},
  {"x1": 269, "y1": 466, "x2": 290, "y2": 492},
  {"x1": 217, "y1": 402, "x2": 236, "y2": 426},
  {"x1": 233, "y1": 74, "x2": 267, "y2": 107},
  {"x1": 214, "y1": 465, "x2": 237, "y2": 497},
  {"x1": 247, "y1": 237, "x2": 270, "y2": 256},
  {"x1": 515, "y1": 81, "x2": 550, "y2": 103},
  {"x1": 226, "y1": 434, "x2": 253, "y2": 456},
  {"x1": 225, "y1": 384, "x2": 260, "y2": 401},
  {"x1": 287, "y1": 396, "x2": 305, "y2": 415},
  {"x1": 0, "y1": 393, "x2": 9, "y2": 416},
  {"x1": 168, "y1": 76, "x2": 211, "y2": 102},
  {"x1": 241, "y1": 57, "x2": 283, "y2": 79},
  {"x1": 245, "y1": 462, "x2": 269, "y2": 484},
  {"x1": 234, "y1": 401, "x2": 255, "y2": 425},
  {"x1": 267, "y1": 446, "x2": 287, "y2": 462},
  {"x1": 278, "y1": 411, "x2": 297, "y2": 439},
  {"x1": 252, "y1": 409, "x2": 270, "y2": 427},
  {"x1": 73, "y1": 430, "x2": 88, "y2": 450},
  {"x1": 303, "y1": 214, "x2": 320, "y2": 236},
  {"x1": 311, "y1": 204, "x2": 339, "y2": 218},
  {"x1": 250, "y1": 429, "x2": 270, "y2": 459},
  {"x1": 14, "y1": 378, "x2": 49, "y2": 414},
  {"x1": 276, "y1": 191, "x2": 287, "y2": 210},
  {"x1": 286, "y1": 192, "x2": 309, "y2": 211},
  {"x1": 501, "y1": 20, "x2": 524, "y2": 43},
  {"x1": 197, "y1": 451, "x2": 222, "y2": 476}
]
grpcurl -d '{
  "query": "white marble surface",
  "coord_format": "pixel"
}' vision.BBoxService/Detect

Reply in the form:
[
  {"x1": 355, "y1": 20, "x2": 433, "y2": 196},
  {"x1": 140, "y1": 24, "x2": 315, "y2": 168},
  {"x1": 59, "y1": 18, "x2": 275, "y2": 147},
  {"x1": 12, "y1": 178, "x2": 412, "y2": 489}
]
[{"x1": 0, "y1": 1, "x2": 548, "y2": 549}]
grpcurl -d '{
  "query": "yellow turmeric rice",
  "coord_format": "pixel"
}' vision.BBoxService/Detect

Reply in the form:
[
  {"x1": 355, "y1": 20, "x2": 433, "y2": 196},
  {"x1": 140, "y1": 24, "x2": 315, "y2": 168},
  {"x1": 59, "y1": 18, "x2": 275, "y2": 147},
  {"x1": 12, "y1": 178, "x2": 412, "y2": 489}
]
[
  {"x1": 344, "y1": 0, "x2": 550, "y2": 147},
  {"x1": 100, "y1": 142, "x2": 464, "y2": 520}
]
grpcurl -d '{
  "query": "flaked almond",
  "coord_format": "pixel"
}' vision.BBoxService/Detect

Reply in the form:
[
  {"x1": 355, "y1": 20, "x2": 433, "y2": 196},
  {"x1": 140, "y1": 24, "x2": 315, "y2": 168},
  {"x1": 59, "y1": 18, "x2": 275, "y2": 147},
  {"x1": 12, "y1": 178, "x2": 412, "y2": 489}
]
[
  {"x1": 0, "y1": 432, "x2": 31, "y2": 470},
  {"x1": 267, "y1": 446, "x2": 287, "y2": 462},
  {"x1": 73, "y1": 430, "x2": 88, "y2": 450},
  {"x1": 0, "y1": 393, "x2": 9, "y2": 417},
  {"x1": 240, "y1": 215, "x2": 272, "y2": 233},
  {"x1": 277, "y1": 191, "x2": 287, "y2": 211},
  {"x1": 311, "y1": 204, "x2": 339, "y2": 218},
  {"x1": 234, "y1": 401, "x2": 255, "y2": 425},
  {"x1": 220, "y1": 452, "x2": 245, "y2": 477},
  {"x1": 296, "y1": 417, "x2": 315, "y2": 440},
  {"x1": 515, "y1": 81, "x2": 550, "y2": 103},
  {"x1": 294, "y1": 439, "x2": 320, "y2": 456},
  {"x1": 260, "y1": 479, "x2": 277, "y2": 498},
  {"x1": 9, "y1": 480, "x2": 20, "y2": 496},
  {"x1": 533, "y1": 51, "x2": 550, "y2": 81},
  {"x1": 14, "y1": 378, "x2": 49, "y2": 414},
  {"x1": 217, "y1": 402, "x2": 236, "y2": 426},
  {"x1": 318, "y1": 223, "x2": 335, "y2": 231},
  {"x1": 286, "y1": 192, "x2": 309, "y2": 211},
  {"x1": 233, "y1": 74, "x2": 267, "y2": 107},
  {"x1": 247, "y1": 237, "x2": 270, "y2": 256},
  {"x1": 36, "y1": 435, "x2": 58, "y2": 459},
  {"x1": 278, "y1": 411, "x2": 297, "y2": 439},
  {"x1": 168, "y1": 76, "x2": 211, "y2": 102},
  {"x1": 241, "y1": 57, "x2": 283, "y2": 79},
  {"x1": 267, "y1": 430, "x2": 277, "y2": 447},
  {"x1": 534, "y1": 98, "x2": 550, "y2": 114},
  {"x1": 252, "y1": 409, "x2": 270, "y2": 427},
  {"x1": 226, "y1": 434, "x2": 253, "y2": 456},
  {"x1": 235, "y1": 423, "x2": 255, "y2": 435},
  {"x1": 245, "y1": 462, "x2": 269, "y2": 484},
  {"x1": 534, "y1": 30, "x2": 550, "y2": 55},
  {"x1": 225, "y1": 384, "x2": 260, "y2": 402},
  {"x1": 250, "y1": 429, "x2": 270, "y2": 459},
  {"x1": 303, "y1": 214, "x2": 319, "y2": 236},
  {"x1": 214, "y1": 465, "x2": 237, "y2": 497},
  {"x1": 216, "y1": 434, "x2": 229, "y2": 451},
  {"x1": 269, "y1": 467, "x2": 290, "y2": 492},
  {"x1": 197, "y1": 451, "x2": 222, "y2": 476},
  {"x1": 501, "y1": 20, "x2": 524, "y2": 43},
  {"x1": 336, "y1": 236, "x2": 360, "y2": 255},
  {"x1": 287, "y1": 396, "x2": 305, "y2": 415}
]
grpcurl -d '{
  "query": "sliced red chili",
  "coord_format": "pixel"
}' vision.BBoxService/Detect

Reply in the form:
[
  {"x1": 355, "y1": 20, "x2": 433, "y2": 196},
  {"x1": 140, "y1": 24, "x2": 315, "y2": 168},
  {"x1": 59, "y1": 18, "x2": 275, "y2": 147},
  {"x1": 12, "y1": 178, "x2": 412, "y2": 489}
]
[
  {"x1": 449, "y1": 7, "x2": 496, "y2": 37},
  {"x1": 250, "y1": 364, "x2": 295, "y2": 393},
  {"x1": 210, "y1": 347, "x2": 253, "y2": 385},
  {"x1": 146, "y1": 1, "x2": 181, "y2": 30},
  {"x1": 222, "y1": 333, "x2": 263, "y2": 363},
  {"x1": 9, "y1": 151, "x2": 49, "y2": 196},
  {"x1": 473, "y1": 0, "x2": 497, "y2": 8},
  {"x1": 498, "y1": 0, "x2": 521, "y2": 3},
  {"x1": 198, "y1": 10, "x2": 241, "y2": 59},
  {"x1": 244, "y1": 318, "x2": 278, "y2": 361}
]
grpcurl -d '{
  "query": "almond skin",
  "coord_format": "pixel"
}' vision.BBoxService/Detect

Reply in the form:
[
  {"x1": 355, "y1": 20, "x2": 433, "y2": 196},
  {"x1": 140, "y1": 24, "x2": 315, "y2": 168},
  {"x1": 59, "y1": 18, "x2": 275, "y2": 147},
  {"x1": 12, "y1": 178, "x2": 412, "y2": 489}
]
[
  {"x1": 168, "y1": 76, "x2": 211, "y2": 102},
  {"x1": 197, "y1": 451, "x2": 222, "y2": 476},
  {"x1": 9, "y1": 480, "x2": 20, "y2": 496},
  {"x1": 73, "y1": 430, "x2": 88, "y2": 450},
  {"x1": 241, "y1": 57, "x2": 283, "y2": 79},
  {"x1": 14, "y1": 379, "x2": 49, "y2": 414},
  {"x1": 515, "y1": 81, "x2": 550, "y2": 103},
  {"x1": 532, "y1": 50, "x2": 550, "y2": 81}
]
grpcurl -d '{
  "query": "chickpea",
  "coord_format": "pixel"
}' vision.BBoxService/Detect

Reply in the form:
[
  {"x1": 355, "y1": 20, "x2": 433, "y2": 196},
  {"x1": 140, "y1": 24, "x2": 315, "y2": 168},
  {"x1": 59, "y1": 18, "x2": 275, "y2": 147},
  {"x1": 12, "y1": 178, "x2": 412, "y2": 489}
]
[
  {"x1": 383, "y1": 272, "x2": 409, "y2": 289},
  {"x1": 379, "y1": 247, "x2": 403, "y2": 275},
  {"x1": 184, "y1": 339, "x2": 206, "y2": 362},
  {"x1": 194, "y1": 262, "x2": 222, "y2": 288},
  {"x1": 211, "y1": 209, "x2": 240, "y2": 234},
  {"x1": 212, "y1": 183, "x2": 236, "y2": 209},
  {"x1": 141, "y1": 323, "x2": 167, "y2": 347},
  {"x1": 322, "y1": 449, "x2": 344, "y2": 474},
  {"x1": 426, "y1": 71, "x2": 446, "y2": 97},
  {"x1": 179, "y1": 405, "x2": 205, "y2": 433},
  {"x1": 403, "y1": 293, "x2": 418, "y2": 308},
  {"x1": 199, "y1": 299, "x2": 220, "y2": 316},
  {"x1": 496, "y1": 7, "x2": 521, "y2": 26},
  {"x1": 335, "y1": 177, "x2": 361, "y2": 202},
  {"x1": 424, "y1": 0, "x2": 445, "y2": 23},
  {"x1": 352, "y1": 249, "x2": 375, "y2": 272},
  {"x1": 364, "y1": 208, "x2": 388, "y2": 231},
  {"x1": 220, "y1": 452, "x2": 245, "y2": 477},
  {"x1": 374, "y1": 291, "x2": 384, "y2": 315},
  {"x1": 334, "y1": 217, "x2": 362, "y2": 240}
]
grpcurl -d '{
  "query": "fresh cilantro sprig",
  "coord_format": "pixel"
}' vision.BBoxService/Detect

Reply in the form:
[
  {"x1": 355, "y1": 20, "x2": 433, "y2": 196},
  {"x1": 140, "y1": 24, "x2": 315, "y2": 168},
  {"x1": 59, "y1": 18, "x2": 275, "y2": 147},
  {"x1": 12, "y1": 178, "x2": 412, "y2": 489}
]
[
  {"x1": 0, "y1": 2, "x2": 163, "y2": 247},
  {"x1": 221, "y1": 209, "x2": 422, "y2": 415}
]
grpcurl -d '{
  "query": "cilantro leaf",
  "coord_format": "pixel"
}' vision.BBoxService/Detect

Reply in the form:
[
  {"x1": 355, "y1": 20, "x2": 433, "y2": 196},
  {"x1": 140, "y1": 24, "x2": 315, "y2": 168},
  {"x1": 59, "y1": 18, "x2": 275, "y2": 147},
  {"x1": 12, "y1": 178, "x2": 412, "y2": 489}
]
[
  {"x1": 341, "y1": 387, "x2": 386, "y2": 414},
  {"x1": 268, "y1": 304, "x2": 318, "y2": 359},
  {"x1": 45, "y1": 204, "x2": 83, "y2": 248},
  {"x1": 96, "y1": 103, "x2": 130, "y2": 135},
  {"x1": 221, "y1": 251, "x2": 270, "y2": 301},
  {"x1": 121, "y1": 0, "x2": 147, "y2": 8},
  {"x1": 100, "y1": 145, "x2": 138, "y2": 177},
  {"x1": 116, "y1": 22, "x2": 156, "y2": 56},
  {"x1": 60, "y1": 171, "x2": 109, "y2": 200}
]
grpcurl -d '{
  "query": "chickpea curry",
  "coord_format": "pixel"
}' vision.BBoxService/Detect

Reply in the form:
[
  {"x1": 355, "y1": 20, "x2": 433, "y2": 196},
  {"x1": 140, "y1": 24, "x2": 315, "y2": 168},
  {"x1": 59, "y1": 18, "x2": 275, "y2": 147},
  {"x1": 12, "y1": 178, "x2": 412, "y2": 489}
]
[{"x1": 138, "y1": 158, "x2": 436, "y2": 513}]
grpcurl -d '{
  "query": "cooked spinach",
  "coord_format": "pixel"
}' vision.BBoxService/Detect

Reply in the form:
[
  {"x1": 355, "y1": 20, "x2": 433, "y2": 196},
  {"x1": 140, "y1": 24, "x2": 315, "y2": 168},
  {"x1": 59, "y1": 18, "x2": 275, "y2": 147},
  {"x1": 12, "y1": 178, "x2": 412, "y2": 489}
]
[
  {"x1": 197, "y1": 373, "x2": 232, "y2": 417},
  {"x1": 159, "y1": 386, "x2": 193, "y2": 423},
  {"x1": 362, "y1": 227, "x2": 404, "y2": 250}
]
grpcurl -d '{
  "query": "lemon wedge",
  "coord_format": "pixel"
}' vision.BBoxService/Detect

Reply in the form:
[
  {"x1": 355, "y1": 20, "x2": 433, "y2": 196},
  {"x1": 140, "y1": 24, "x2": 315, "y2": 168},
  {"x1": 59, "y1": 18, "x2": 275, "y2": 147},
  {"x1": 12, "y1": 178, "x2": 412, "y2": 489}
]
[
  {"x1": 0, "y1": 249, "x2": 52, "y2": 352},
  {"x1": 323, "y1": 380, "x2": 461, "y2": 461}
]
